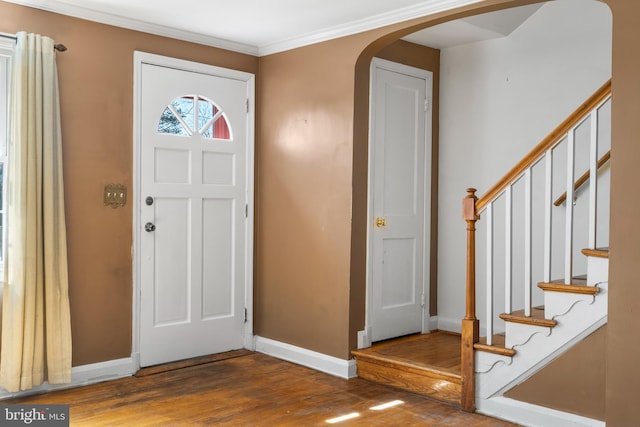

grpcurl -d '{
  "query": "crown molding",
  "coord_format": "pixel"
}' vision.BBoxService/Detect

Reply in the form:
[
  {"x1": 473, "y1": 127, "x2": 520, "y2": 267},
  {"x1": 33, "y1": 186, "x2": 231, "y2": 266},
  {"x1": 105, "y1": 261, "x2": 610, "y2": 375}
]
[
  {"x1": 257, "y1": 0, "x2": 483, "y2": 56},
  {"x1": 4, "y1": 0, "x2": 483, "y2": 57},
  {"x1": 2, "y1": 0, "x2": 259, "y2": 56}
]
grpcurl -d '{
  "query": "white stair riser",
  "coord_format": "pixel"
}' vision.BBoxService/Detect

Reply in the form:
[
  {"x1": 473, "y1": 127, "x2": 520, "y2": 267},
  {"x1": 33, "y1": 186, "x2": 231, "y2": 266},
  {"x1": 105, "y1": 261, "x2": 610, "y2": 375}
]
[
  {"x1": 544, "y1": 292, "x2": 595, "y2": 320},
  {"x1": 505, "y1": 322, "x2": 552, "y2": 349},
  {"x1": 476, "y1": 351, "x2": 512, "y2": 373},
  {"x1": 587, "y1": 256, "x2": 608, "y2": 286}
]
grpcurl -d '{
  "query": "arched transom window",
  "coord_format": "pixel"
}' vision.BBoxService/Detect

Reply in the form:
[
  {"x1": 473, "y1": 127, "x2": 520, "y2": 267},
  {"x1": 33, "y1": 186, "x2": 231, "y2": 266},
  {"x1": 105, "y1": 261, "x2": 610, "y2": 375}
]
[{"x1": 157, "y1": 95, "x2": 231, "y2": 140}]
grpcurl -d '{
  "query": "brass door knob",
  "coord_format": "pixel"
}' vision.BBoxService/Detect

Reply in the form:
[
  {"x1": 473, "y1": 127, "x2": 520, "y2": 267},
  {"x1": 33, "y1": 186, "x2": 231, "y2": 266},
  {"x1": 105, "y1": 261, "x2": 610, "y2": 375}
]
[{"x1": 376, "y1": 217, "x2": 386, "y2": 228}]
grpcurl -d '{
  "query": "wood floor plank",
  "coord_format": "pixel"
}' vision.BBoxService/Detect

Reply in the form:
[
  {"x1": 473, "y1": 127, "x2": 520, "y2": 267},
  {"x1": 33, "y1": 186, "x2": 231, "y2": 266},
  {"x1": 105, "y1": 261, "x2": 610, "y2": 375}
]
[{"x1": 4, "y1": 352, "x2": 516, "y2": 426}]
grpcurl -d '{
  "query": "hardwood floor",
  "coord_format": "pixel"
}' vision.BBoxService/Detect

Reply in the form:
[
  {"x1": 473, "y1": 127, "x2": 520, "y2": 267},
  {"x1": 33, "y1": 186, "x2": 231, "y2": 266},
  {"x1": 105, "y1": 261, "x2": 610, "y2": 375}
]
[{"x1": 5, "y1": 352, "x2": 517, "y2": 426}]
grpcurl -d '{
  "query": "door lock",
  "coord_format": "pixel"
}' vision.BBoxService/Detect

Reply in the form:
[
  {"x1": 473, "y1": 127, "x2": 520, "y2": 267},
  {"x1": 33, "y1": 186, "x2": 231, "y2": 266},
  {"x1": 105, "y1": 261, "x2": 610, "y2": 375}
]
[
  {"x1": 145, "y1": 222, "x2": 156, "y2": 232},
  {"x1": 376, "y1": 217, "x2": 386, "y2": 228}
]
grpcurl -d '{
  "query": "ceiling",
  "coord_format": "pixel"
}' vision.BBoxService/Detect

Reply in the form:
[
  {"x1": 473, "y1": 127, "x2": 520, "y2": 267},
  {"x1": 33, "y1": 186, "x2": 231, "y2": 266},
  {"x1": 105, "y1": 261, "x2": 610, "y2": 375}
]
[{"x1": 4, "y1": 0, "x2": 545, "y2": 55}]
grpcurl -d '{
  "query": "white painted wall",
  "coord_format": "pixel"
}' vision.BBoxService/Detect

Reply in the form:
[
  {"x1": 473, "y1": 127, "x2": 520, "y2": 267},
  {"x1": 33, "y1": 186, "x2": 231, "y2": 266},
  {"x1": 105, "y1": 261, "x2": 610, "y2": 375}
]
[{"x1": 436, "y1": 0, "x2": 612, "y2": 332}]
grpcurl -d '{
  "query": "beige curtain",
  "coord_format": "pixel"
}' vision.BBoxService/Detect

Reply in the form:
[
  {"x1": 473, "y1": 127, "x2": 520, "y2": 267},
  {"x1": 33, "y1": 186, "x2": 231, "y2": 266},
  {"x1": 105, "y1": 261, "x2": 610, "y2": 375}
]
[{"x1": 0, "y1": 32, "x2": 72, "y2": 392}]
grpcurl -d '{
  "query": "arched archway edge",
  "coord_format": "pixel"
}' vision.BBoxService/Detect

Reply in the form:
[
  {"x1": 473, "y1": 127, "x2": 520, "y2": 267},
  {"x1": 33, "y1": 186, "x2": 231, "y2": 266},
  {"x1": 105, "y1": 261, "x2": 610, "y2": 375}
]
[{"x1": 348, "y1": 0, "x2": 551, "y2": 353}]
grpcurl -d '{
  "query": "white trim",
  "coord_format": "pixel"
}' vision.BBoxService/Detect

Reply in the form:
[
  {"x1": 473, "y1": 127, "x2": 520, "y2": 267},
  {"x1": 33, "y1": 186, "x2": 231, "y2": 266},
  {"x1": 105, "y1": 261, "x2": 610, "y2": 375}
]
[
  {"x1": 477, "y1": 396, "x2": 605, "y2": 427},
  {"x1": 438, "y1": 315, "x2": 502, "y2": 337},
  {"x1": 437, "y1": 316, "x2": 462, "y2": 333},
  {"x1": 254, "y1": 336, "x2": 357, "y2": 379},
  {"x1": 132, "y1": 51, "x2": 256, "y2": 370},
  {"x1": 428, "y1": 315, "x2": 439, "y2": 331},
  {"x1": 258, "y1": 0, "x2": 485, "y2": 56},
  {"x1": 357, "y1": 327, "x2": 372, "y2": 349},
  {"x1": 365, "y1": 57, "x2": 433, "y2": 342},
  {"x1": 3, "y1": 0, "x2": 485, "y2": 56},
  {"x1": 1, "y1": 1, "x2": 258, "y2": 56},
  {"x1": 0, "y1": 357, "x2": 136, "y2": 400}
]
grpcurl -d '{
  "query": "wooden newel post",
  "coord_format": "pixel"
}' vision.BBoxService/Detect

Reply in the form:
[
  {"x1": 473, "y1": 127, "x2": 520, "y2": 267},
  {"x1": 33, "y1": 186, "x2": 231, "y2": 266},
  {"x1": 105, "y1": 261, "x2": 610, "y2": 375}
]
[{"x1": 461, "y1": 188, "x2": 480, "y2": 412}]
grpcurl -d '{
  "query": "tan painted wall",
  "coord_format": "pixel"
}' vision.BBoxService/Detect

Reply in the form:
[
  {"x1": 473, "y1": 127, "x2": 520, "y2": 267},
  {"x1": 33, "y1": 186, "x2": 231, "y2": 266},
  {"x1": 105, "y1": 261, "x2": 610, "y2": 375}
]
[
  {"x1": 601, "y1": 1, "x2": 640, "y2": 425},
  {"x1": 0, "y1": 1, "x2": 258, "y2": 366},
  {"x1": 256, "y1": 39, "x2": 439, "y2": 358},
  {"x1": 256, "y1": 37, "x2": 364, "y2": 358},
  {"x1": 505, "y1": 325, "x2": 606, "y2": 421}
]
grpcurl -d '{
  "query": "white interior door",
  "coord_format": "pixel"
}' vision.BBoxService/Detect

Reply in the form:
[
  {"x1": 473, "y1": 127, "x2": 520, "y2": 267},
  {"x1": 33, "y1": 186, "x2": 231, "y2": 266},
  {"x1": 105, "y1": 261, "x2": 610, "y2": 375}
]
[
  {"x1": 369, "y1": 58, "x2": 432, "y2": 343},
  {"x1": 137, "y1": 59, "x2": 251, "y2": 367}
]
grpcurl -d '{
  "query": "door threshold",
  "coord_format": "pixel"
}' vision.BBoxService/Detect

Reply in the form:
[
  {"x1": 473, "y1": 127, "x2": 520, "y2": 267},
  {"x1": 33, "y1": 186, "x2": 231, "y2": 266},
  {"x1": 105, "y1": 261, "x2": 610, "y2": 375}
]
[{"x1": 135, "y1": 349, "x2": 253, "y2": 377}]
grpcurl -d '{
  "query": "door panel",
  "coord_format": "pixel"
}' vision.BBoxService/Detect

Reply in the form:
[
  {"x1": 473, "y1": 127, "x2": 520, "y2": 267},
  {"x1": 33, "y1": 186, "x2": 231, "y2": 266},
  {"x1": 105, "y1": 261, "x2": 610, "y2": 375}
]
[
  {"x1": 370, "y1": 60, "x2": 431, "y2": 343},
  {"x1": 202, "y1": 198, "x2": 234, "y2": 319},
  {"x1": 153, "y1": 197, "x2": 190, "y2": 326},
  {"x1": 139, "y1": 62, "x2": 248, "y2": 366}
]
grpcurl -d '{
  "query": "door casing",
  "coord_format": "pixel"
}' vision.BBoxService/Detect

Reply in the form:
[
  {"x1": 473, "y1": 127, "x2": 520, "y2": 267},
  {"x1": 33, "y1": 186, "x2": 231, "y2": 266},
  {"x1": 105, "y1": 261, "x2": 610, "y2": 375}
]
[
  {"x1": 361, "y1": 57, "x2": 433, "y2": 348},
  {"x1": 131, "y1": 51, "x2": 255, "y2": 369}
]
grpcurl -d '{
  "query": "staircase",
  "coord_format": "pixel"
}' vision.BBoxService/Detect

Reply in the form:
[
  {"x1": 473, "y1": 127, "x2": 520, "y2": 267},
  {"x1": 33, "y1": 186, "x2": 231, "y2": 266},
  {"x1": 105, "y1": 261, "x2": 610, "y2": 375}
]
[
  {"x1": 461, "y1": 79, "x2": 611, "y2": 416},
  {"x1": 475, "y1": 248, "x2": 608, "y2": 401},
  {"x1": 352, "y1": 80, "x2": 611, "y2": 424}
]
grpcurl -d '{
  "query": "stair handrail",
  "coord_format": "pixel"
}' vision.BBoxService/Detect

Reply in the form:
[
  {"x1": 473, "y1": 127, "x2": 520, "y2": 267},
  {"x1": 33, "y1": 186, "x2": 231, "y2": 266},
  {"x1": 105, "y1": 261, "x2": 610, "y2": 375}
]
[
  {"x1": 553, "y1": 150, "x2": 610, "y2": 206},
  {"x1": 460, "y1": 79, "x2": 611, "y2": 413},
  {"x1": 476, "y1": 79, "x2": 611, "y2": 213}
]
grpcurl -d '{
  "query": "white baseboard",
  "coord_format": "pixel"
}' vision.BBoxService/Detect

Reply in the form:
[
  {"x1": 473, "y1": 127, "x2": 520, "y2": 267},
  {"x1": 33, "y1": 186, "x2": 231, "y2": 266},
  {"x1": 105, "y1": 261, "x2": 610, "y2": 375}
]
[
  {"x1": 254, "y1": 336, "x2": 357, "y2": 379},
  {"x1": 357, "y1": 327, "x2": 372, "y2": 349},
  {"x1": 428, "y1": 316, "x2": 439, "y2": 332},
  {"x1": 0, "y1": 356, "x2": 136, "y2": 400},
  {"x1": 477, "y1": 396, "x2": 605, "y2": 427},
  {"x1": 436, "y1": 316, "x2": 500, "y2": 337},
  {"x1": 436, "y1": 316, "x2": 461, "y2": 333}
]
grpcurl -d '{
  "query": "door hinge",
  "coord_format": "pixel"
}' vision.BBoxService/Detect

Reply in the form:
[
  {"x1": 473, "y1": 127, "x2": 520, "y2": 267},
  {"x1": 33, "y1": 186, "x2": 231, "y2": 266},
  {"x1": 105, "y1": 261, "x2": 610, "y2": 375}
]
[
  {"x1": 424, "y1": 98, "x2": 430, "y2": 112},
  {"x1": 246, "y1": 99, "x2": 249, "y2": 113},
  {"x1": 245, "y1": 204, "x2": 248, "y2": 218},
  {"x1": 244, "y1": 307, "x2": 248, "y2": 323},
  {"x1": 421, "y1": 293, "x2": 426, "y2": 308}
]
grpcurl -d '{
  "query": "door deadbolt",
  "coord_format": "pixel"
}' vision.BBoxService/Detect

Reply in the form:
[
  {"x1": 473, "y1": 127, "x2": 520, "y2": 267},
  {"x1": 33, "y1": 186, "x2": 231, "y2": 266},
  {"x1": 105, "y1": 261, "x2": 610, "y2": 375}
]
[
  {"x1": 145, "y1": 222, "x2": 156, "y2": 232},
  {"x1": 145, "y1": 196, "x2": 154, "y2": 206},
  {"x1": 376, "y1": 217, "x2": 386, "y2": 228}
]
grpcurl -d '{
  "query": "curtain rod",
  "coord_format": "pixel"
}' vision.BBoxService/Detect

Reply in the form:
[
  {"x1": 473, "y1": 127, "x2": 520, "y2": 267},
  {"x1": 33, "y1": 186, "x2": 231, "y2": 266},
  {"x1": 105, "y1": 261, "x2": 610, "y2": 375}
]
[{"x1": 0, "y1": 33, "x2": 67, "y2": 52}]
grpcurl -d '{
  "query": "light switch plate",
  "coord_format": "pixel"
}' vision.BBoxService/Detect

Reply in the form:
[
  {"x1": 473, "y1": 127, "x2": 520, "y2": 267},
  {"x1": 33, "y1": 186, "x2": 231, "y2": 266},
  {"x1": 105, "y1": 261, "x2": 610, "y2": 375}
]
[{"x1": 104, "y1": 183, "x2": 126, "y2": 208}]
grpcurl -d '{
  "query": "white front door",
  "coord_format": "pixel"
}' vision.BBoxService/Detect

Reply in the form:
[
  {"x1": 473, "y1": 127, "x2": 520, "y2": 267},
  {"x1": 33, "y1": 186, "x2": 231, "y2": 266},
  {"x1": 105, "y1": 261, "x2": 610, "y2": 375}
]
[
  {"x1": 369, "y1": 58, "x2": 432, "y2": 343},
  {"x1": 136, "y1": 55, "x2": 253, "y2": 367}
]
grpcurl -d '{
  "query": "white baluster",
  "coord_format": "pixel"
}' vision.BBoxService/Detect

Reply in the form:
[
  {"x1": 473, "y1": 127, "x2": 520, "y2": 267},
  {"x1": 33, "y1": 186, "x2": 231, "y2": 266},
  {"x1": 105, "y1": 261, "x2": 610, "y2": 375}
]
[
  {"x1": 565, "y1": 130, "x2": 576, "y2": 284},
  {"x1": 524, "y1": 168, "x2": 532, "y2": 317},
  {"x1": 505, "y1": 186, "x2": 512, "y2": 315},
  {"x1": 486, "y1": 202, "x2": 493, "y2": 345},
  {"x1": 544, "y1": 149, "x2": 553, "y2": 283},
  {"x1": 588, "y1": 109, "x2": 599, "y2": 250}
]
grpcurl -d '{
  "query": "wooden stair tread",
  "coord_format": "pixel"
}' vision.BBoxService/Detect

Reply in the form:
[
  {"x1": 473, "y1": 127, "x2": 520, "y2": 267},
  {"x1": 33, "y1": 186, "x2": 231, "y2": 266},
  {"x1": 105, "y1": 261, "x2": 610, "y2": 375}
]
[
  {"x1": 581, "y1": 247, "x2": 609, "y2": 258},
  {"x1": 546, "y1": 274, "x2": 587, "y2": 285},
  {"x1": 499, "y1": 307, "x2": 557, "y2": 327},
  {"x1": 538, "y1": 281, "x2": 599, "y2": 295},
  {"x1": 474, "y1": 335, "x2": 516, "y2": 357}
]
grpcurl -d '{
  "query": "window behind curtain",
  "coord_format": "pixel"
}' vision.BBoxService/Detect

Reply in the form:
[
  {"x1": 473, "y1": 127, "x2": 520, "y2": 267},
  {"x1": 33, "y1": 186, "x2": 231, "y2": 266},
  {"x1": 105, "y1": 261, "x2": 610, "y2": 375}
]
[{"x1": 0, "y1": 39, "x2": 12, "y2": 268}]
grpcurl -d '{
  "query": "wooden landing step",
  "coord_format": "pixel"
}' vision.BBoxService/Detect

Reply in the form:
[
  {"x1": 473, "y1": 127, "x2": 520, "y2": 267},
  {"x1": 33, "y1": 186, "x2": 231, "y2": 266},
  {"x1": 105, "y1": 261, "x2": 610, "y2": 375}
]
[{"x1": 351, "y1": 332, "x2": 461, "y2": 406}]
